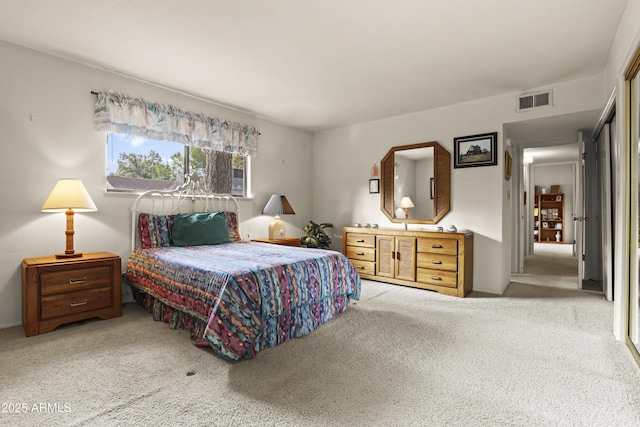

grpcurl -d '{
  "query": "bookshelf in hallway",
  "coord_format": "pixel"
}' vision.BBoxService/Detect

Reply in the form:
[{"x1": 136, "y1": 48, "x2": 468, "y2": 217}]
[{"x1": 534, "y1": 192, "x2": 565, "y2": 244}]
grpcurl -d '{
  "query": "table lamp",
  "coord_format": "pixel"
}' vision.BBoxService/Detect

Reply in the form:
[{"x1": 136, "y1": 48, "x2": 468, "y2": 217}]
[
  {"x1": 41, "y1": 179, "x2": 97, "y2": 258},
  {"x1": 399, "y1": 196, "x2": 414, "y2": 230},
  {"x1": 399, "y1": 197, "x2": 414, "y2": 219},
  {"x1": 262, "y1": 194, "x2": 295, "y2": 239}
]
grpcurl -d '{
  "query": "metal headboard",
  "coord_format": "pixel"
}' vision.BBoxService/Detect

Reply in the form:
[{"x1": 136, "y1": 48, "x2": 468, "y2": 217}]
[{"x1": 130, "y1": 173, "x2": 240, "y2": 250}]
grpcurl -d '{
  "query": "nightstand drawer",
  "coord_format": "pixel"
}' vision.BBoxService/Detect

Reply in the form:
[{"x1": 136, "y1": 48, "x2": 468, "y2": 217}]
[
  {"x1": 40, "y1": 266, "x2": 112, "y2": 296},
  {"x1": 40, "y1": 287, "x2": 112, "y2": 320}
]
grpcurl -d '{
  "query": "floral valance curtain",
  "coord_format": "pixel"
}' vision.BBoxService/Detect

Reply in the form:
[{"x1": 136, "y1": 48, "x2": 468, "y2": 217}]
[{"x1": 93, "y1": 90, "x2": 259, "y2": 157}]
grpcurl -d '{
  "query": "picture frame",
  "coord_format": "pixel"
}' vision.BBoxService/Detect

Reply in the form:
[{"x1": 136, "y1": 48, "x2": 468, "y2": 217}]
[
  {"x1": 555, "y1": 195, "x2": 562, "y2": 201},
  {"x1": 430, "y1": 177, "x2": 434, "y2": 199},
  {"x1": 369, "y1": 178, "x2": 380, "y2": 194},
  {"x1": 453, "y1": 132, "x2": 498, "y2": 168}
]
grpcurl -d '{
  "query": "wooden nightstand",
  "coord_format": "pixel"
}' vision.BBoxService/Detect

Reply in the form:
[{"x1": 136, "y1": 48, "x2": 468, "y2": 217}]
[
  {"x1": 252, "y1": 237, "x2": 301, "y2": 247},
  {"x1": 21, "y1": 252, "x2": 122, "y2": 337}
]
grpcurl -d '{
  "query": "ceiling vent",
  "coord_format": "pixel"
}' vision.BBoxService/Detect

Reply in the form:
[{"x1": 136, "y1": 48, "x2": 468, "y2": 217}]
[{"x1": 517, "y1": 90, "x2": 552, "y2": 112}]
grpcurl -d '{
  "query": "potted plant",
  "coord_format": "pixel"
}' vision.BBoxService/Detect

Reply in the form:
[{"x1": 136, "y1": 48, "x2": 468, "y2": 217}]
[{"x1": 300, "y1": 221, "x2": 333, "y2": 249}]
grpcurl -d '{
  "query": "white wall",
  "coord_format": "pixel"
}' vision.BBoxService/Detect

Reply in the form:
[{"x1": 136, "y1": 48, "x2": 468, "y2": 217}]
[
  {"x1": 604, "y1": 0, "x2": 640, "y2": 96},
  {"x1": 0, "y1": 41, "x2": 313, "y2": 329},
  {"x1": 312, "y1": 77, "x2": 604, "y2": 294}
]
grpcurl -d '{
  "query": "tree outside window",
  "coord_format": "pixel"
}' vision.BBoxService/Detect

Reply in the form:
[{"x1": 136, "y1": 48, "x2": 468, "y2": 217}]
[{"x1": 106, "y1": 133, "x2": 245, "y2": 196}]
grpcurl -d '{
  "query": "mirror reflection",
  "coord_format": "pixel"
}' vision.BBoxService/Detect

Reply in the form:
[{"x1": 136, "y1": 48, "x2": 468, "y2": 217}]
[{"x1": 394, "y1": 147, "x2": 434, "y2": 219}]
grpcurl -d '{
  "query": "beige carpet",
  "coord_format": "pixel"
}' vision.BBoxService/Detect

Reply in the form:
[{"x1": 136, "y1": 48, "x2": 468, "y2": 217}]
[
  {"x1": 1, "y1": 280, "x2": 639, "y2": 426},
  {"x1": 512, "y1": 243, "x2": 581, "y2": 290}
]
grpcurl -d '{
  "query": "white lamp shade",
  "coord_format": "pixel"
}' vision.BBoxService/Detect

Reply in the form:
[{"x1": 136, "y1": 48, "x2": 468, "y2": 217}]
[
  {"x1": 41, "y1": 179, "x2": 98, "y2": 212},
  {"x1": 399, "y1": 197, "x2": 415, "y2": 209},
  {"x1": 262, "y1": 195, "x2": 295, "y2": 215}
]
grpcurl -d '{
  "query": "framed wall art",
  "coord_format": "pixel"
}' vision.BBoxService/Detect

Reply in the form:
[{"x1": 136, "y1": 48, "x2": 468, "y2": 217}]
[
  {"x1": 369, "y1": 178, "x2": 380, "y2": 194},
  {"x1": 453, "y1": 132, "x2": 498, "y2": 168}
]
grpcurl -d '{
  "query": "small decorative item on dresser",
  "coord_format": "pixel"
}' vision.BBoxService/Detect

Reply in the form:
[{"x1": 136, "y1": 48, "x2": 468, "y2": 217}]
[{"x1": 21, "y1": 252, "x2": 121, "y2": 337}]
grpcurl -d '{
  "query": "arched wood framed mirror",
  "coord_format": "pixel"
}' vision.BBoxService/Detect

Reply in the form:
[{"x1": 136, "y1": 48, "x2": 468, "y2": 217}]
[{"x1": 381, "y1": 141, "x2": 451, "y2": 224}]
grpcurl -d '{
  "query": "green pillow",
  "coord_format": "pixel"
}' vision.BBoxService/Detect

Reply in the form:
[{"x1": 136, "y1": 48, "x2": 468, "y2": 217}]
[{"x1": 172, "y1": 212, "x2": 232, "y2": 246}]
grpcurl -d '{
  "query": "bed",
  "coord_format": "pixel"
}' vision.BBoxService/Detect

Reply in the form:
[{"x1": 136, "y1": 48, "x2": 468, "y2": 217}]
[{"x1": 125, "y1": 174, "x2": 361, "y2": 362}]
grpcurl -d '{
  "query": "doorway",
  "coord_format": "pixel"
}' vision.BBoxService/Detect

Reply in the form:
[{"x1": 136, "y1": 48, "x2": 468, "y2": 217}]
[
  {"x1": 505, "y1": 110, "x2": 607, "y2": 293},
  {"x1": 513, "y1": 153, "x2": 581, "y2": 290}
]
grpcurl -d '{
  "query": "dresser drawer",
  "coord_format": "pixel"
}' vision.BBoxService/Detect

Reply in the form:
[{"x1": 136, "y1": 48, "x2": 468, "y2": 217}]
[
  {"x1": 40, "y1": 266, "x2": 112, "y2": 296},
  {"x1": 40, "y1": 287, "x2": 112, "y2": 320},
  {"x1": 417, "y1": 253, "x2": 457, "y2": 272},
  {"x1": 349, "y1": 259, "x2": 375, "y2": 275},
  {"x1": 417, "y1": 268, "x2": 457, "y2": 288},
  {"x1": 346, "y1": 233, "x2": 375, "y2": 248},
  {"x1": 346, "y1": 246, "x2": 376, "y2": 261},
  {"x1": 417, "y1": 238, "x2": 458, "y2": 255}
]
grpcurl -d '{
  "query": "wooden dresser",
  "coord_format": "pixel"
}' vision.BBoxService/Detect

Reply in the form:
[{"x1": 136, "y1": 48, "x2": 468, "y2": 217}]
[
  {"x1": 22, "y1": 252, "x2": 122, "y2": 336},
  {"x1": 342, "y1": 227, "x2": 473, "y2": 297}
]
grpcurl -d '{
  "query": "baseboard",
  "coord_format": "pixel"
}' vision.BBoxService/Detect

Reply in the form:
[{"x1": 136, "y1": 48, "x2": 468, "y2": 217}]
[{"x1": 0, "y1": 321, "x2": 22, "y2": 330}]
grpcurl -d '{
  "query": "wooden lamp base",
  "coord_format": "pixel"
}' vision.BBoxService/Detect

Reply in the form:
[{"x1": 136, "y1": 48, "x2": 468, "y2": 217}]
[{"x1": 55, "y1": 209, "x2": 82, "y2": 259}]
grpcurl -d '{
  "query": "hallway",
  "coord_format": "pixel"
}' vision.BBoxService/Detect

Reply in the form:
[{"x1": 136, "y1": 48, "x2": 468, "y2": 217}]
[{"x1": 511, "y1": 243, "x2": 581, "y2": 290}]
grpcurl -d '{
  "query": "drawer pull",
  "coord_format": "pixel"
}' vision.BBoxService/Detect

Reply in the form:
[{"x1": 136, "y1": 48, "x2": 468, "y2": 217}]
[
  {"x1": 431, "y1": 276, "x2": 442, "y2": 281},
  {"x1": 431, "y1": 260, "x2": 442, "y2": 264},
  {"x1": 70, "y1": 298, "x2": 88, "y2": 307},
  {"x1": 356, "y1": 252, "x2": 365, "y2": 256},
  {"x1": 69, "y1": 277, "x2": 87, "y2": 285},
  {"x1": 356, "y1": 239, "x2": 365, "y2": 243},
  {"x1": 432, "y1": 244, "x2": 443, "y2": 249},
  {"x1": 356, "y1": 265, "x2": 365, "y2": 270}
]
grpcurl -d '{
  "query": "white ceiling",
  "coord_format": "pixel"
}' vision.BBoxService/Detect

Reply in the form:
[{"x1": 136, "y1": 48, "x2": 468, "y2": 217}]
[{"x1": 0, "y1": 0, "x2": 628, "y2": 133}]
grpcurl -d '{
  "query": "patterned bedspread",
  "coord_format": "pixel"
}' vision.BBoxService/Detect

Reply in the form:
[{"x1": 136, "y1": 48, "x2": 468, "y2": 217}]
[{"x1": 126, "y1": 242, "x2": 361, "y2": 362}]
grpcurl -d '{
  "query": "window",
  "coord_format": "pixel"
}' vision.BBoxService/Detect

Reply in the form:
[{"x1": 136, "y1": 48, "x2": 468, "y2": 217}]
[{"x1": 106, "y1": 133, "x2": 246, "y2": 196}]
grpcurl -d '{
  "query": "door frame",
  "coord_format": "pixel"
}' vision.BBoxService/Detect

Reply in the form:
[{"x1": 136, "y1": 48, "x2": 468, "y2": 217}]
[{"x1": 591, "y1": 89, "x2": 616, "y2": 301}]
